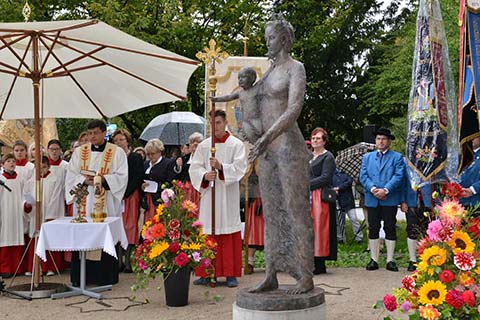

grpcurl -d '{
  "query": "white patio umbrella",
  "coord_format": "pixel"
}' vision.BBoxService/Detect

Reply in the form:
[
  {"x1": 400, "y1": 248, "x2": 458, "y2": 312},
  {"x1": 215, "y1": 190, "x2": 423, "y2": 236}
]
[{"x1": 0, "y1": 19, "x2": 198, "y2": 286}]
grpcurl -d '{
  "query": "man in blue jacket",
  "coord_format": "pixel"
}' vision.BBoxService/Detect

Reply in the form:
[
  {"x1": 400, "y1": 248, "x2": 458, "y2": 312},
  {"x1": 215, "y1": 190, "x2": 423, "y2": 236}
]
[
  {"x1": 360, "y1": 128, "x2": 405, "y2": 272},
  {"x1": 460, "y1": 137, "x2": 480, "y2": 207}
]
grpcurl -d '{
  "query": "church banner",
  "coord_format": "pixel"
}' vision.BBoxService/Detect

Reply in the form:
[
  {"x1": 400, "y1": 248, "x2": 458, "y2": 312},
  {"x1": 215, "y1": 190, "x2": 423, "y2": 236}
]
[
  {"x1": 458, "y1": 7, "x2": 480, "y2": 173},
  {"x1": 0, "y1": 118, "x2": 58, "y2": 153},
  {"x1": 406, "y1": 0, "x2": 459, "y2": 187}
]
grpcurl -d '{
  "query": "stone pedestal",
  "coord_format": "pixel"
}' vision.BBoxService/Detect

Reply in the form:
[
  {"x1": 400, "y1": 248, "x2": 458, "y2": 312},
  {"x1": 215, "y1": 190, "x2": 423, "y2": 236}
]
[{"x1": 233, "y1": 286, "x2": 326, "y2": 320}]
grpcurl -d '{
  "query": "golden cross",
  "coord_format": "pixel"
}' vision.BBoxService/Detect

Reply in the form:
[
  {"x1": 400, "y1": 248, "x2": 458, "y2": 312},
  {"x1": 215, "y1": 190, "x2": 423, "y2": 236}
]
[
  {"x1": 22, "y1": 1, "x2": 31, "y2": 22},
  {"x1": 196, "y1": 39, "x2": 229, "y2": 68}
]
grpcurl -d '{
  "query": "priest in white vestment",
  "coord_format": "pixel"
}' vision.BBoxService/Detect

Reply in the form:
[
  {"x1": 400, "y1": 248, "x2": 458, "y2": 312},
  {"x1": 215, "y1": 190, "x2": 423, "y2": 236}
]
[
  {"x1": 65, "y1": 120, "x2": 128, "y2": 286},
  {"x1": 189, "y1": 110, "x2": 247, "y2": 287}
]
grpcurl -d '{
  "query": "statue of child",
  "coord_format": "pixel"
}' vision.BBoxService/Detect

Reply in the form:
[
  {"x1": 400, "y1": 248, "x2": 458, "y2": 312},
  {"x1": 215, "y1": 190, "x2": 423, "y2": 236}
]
[{"x1": 211, "y1": 67, "x2": 262, "y2": 143}]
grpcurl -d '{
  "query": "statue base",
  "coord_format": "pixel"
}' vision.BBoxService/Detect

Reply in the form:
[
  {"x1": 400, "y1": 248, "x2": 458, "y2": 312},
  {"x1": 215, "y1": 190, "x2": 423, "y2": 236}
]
[
  {"x1": 91, "y1": 212, "x2": 106, "y2": 223},
  {"x1": 233, "y1": 286, "x2": 325, "y2": 320}
]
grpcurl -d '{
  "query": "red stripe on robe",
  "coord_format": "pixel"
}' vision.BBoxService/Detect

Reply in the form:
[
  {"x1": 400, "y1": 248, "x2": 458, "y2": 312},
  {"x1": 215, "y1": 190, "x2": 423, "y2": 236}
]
[
  {"x1": 247, "y1": 198, "x2": 264, "y2": 246},
  {"x1": 311, "y1": 189, "x2": 331, "y2": 257},
  {"x1": 123, "y1": 190, "x2": 140, "y2": 245},
  {"x1": 195, "y1": 231, "x2": 242, "y2": 278}
]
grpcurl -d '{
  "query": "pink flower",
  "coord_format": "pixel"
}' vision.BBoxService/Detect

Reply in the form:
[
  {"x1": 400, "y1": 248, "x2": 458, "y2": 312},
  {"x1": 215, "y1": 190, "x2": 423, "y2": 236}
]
[
  {"x1": 427, "y1": 220, "x2": 444, "y2": 242},
  {"x1": 175, "y1": 252, "x2": 189, "y2": 267},
  {"x1": 138, "y1": 259, "x2": 147, "y2": 270},
  {"x1": 383, "y1": 294, "x2": 397, "y2": 312},
  {"x1": 446, "y1": 289, "x2": 464, "y2": 309},
  {"x1": 438, "y1": 199, "x2": 464, "y2": 227},
  {"x1": 200, "y1": 258, "x2": 211, "y2": 268},
  {"x1": 454, "y1": 252, "x2": 476, "y2": 271},
  {"x1": 192, "y1": 251, "x2": 201, "y2": 262},
  {"x1": 400, "y1": 301, "x2": 411, "y2": 312},
  {"x1": 192, "y1": 220, "x2": 203, "y2": 228},
  {"x1": 161, "y1": 188, "x2": 175, "y2": 204}
]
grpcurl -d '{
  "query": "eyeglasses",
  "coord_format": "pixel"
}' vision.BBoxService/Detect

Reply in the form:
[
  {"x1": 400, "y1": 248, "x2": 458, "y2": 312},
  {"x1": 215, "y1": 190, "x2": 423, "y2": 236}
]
[{"x1": 48, "y1": 147, "x2": 61, "y2": 151}]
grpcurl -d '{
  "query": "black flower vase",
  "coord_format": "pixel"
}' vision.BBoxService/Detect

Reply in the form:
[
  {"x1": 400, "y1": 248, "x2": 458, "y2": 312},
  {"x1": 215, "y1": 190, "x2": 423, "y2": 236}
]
[{"x1": 163, "y1": 266, "x2": 191, "y2": 307}]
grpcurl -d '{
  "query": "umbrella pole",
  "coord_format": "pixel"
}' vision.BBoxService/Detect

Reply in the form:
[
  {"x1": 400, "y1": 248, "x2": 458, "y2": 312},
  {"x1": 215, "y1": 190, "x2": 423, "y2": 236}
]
[{"x1": 32, "y1": 33, "x2": 42, "y2": 288}]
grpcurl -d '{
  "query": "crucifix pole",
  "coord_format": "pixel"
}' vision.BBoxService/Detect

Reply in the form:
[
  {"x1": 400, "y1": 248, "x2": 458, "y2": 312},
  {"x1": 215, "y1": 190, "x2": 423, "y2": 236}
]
[{"x1": 196, "y1": 40, "x2": 229, "y2": 237}]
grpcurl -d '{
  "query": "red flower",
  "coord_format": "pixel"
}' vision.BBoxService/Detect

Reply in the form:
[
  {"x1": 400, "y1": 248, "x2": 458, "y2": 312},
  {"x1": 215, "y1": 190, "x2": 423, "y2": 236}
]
[
  {"x1": 168, "y1": 242, "x2": 180, "y2": 253},
  {"x1": 205, "y1": 236, "x2": 217, "y2": 249},
  {"x1": 401, "y1": 275, "x2": 415, "y2": 292},
  {"x1": 467, "y1": 217, "x2": 480, "y2": 239},
  {"x1": 383, "y1": 294, "x2": 397, "y2": 312},
  {"x1": 441, "y1": 182, "x2": 466, "y2": 200},
  {"x1": 439, "y1": 270, "x2": 455, "y2": 284},
  {"x1": 463, "y1": 290, "x2": 476, "y2": 307},
  {"x1": 174, "y1": 252, "x2": 189, "y2": 267},
  {"x1": 417, "y1": 237, "x2": 432, "y2": 255},
  {"x1": 445, "y1": 289, "x2": 464, "y2": 309},
  {"x1": 183, "y1": 229, "x2": 191, "y2": 237},
  {"x1": 169, "y1": 229, "x2": 180, "y2": 240},
  {"x1": 169, "y1": 219, "x2": 180, "y2": 230}
]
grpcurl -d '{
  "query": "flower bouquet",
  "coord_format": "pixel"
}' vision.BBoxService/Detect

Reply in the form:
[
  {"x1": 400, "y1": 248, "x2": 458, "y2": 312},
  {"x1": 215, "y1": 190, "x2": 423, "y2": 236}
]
[
  {"x1": 379, "y1": 183, "x2": 480, "y2": 319},
  {"x1": 132, "y1": 181, "x2": 217, "y2": 292}
]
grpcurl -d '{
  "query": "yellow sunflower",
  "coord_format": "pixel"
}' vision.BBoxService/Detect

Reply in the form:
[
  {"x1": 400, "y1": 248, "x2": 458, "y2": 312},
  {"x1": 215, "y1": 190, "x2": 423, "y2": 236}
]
[
  {"x1": 418, "y1": 280, "x2": 447, "y2": 306},
  {"x1": 448, "y1": 230, "x2": 475, "y2": 254},
  {"x1": 155, "y1": 204, "x2": 164, "y2": 217},
  {"x1": 417, "y1": 245, "x2": 447, "y2": 275},
  {"x1": 148, "y1": 241, "x2": 169, "y2": 259}
]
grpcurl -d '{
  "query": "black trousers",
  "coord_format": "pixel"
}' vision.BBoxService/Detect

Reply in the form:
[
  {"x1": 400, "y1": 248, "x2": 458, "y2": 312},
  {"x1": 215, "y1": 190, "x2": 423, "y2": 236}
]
[
  {"x1": 367, "y1": 206, "x2": 397, "y2": 240},
  {"x1": 70, "y1": 251, "x2": 119, "y2": 286},
  {"x1": 406, "y1": 207, "x2": 429, "y2": 239}
]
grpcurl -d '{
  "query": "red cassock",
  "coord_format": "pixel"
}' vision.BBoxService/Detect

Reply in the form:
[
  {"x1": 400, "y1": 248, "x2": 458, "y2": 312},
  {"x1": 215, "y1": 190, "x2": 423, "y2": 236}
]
[
  {"x1": 247, "y1": 197, "x2": 264, "y2": 246},
  {"x1": 195, "y1": 231, "x2": 242, "y2": 278},
  {"x1": 311, "y1": 189, "x2": 331, "y2": 257},
  {"x1": 123, "y1": 190, "x2": 140, "y2": 245},
  {"x1": 0, "y1": 246, "x2": 24, "y2": 274}
]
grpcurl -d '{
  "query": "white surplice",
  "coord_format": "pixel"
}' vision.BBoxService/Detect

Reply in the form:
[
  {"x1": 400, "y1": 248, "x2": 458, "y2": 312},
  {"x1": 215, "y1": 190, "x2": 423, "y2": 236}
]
[
  {"x1": 0, "y1": 174, "x2": 27, "y2": 247},
  {"x1": 48, "y1": 160, "x2": 68, "y2": 216},
  {"x1": 65, "y1": 144, "x2": 128, "y2": 218},
  {"x1": 189, "y1": 134, "x2": 247, "y2": 235}
]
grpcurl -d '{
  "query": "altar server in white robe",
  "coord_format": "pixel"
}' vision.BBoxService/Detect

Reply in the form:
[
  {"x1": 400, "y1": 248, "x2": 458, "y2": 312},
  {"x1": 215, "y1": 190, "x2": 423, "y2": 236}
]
[
  {"x1": 46, "y1": 139, "x2": 68, "y2": 216},
  {"x1": 0, "y1": 153, "x2": 31, "y2": 278},
  {"x1": 189, "y1": 110, "x2": 247, "y2": 288},
  {"x1": 65, "y1": 120, "x2": 128, "y2": 286},
  {"x1": 13, "y1": 140, "x2": 34, "y2": 183}
]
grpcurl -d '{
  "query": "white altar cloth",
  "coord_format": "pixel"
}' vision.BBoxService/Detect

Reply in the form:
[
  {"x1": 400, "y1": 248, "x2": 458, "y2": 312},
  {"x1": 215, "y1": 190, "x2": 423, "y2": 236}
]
[{"x1": 36, "y1": 217, "x2": 128, "y2": 261}]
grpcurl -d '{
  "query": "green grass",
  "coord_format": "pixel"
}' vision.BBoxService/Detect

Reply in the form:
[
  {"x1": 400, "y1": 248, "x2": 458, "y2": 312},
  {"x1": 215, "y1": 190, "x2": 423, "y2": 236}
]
[{"x1": 249, "y1": 220, "x2": 410, "y2": 269}]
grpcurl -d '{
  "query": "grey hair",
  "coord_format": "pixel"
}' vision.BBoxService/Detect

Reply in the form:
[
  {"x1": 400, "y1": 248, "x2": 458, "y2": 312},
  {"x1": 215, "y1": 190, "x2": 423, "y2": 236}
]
[
  {"x1": 189, "y1": 132, "x2": 204, "y2": 144},
  {"x1": 145, "y1": 138, "x2": 165, "y2": 154}
]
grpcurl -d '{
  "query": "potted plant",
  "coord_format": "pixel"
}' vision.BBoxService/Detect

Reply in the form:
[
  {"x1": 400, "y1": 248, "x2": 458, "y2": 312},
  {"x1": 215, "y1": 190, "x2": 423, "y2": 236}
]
[
  {"x1": 378, "y1": 183, "x2": 480, "y2": 319},
  {"x1": 132, "y1": 180, "x2": 217, "y2": 307}
]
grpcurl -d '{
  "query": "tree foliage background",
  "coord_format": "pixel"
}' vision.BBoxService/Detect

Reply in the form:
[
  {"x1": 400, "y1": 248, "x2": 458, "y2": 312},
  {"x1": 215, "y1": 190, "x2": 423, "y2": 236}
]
[{"x1": 0, "y1": 0, "x2": 463, "y2": 154}]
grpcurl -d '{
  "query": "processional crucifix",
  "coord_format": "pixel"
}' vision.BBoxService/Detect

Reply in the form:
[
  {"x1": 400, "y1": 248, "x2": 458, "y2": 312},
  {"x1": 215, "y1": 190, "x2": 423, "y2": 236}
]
[{"x1": 196, "y1": 40, "x2": 229, "y2": 236}]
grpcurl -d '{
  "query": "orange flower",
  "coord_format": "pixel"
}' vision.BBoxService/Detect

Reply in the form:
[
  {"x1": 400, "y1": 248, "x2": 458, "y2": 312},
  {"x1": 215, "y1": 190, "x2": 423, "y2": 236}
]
[
  {"x1": 143, "y1": 223, "x2": 166, "y2": 241},
  {"x1": 419, "y1": 305, "x2": 440, "y2": 320},
  {"x1": 205, "y1": 235, "x2": 218, "y2": 249},
  {"x1": 458, "y1": 272, "x2": 475, "y2": 286}
]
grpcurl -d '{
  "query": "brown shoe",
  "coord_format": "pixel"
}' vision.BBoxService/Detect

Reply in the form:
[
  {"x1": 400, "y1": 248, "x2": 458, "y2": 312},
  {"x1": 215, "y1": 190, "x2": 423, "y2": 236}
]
[{"x1": 245, "y1": 264, "x2": 254, "y2": 275}]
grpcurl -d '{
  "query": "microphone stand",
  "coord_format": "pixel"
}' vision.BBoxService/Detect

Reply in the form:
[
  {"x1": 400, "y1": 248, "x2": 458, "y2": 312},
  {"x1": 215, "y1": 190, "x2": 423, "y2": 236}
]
[{"x1": 0, "y1": 180, "x2": 12, "y2": 192}]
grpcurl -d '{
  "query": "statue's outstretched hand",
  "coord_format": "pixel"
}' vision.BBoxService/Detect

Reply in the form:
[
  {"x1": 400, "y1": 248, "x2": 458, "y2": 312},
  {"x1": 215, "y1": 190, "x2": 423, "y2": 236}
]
[{"x1": 249, "y1": 136, "x2": 268, "y2": 163}]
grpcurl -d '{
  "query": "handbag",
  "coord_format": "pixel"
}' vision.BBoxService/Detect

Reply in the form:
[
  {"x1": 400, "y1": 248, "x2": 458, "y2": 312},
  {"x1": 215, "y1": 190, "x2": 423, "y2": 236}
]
[{"x1": 321, "y1": 188, "x2": 337, "y2": 203}]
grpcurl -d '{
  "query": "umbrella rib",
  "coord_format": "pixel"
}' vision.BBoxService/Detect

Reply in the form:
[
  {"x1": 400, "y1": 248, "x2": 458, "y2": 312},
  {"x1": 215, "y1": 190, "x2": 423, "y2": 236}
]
[
  {"x1": 0, "y1": 61, "x2": 19, "y2": 72},
  {"x1": 37, "y1": 36, "x2": 107, "y2": 118},
  {"x1": 44, "y1": 41, "x2": 106, "y2": 74},
  {"x1": 55, "y1": 35, "x2": 198, "y2": 65},
  {"x1": 0, "y1": 33, "x2": 29, "y2": 51},
  {"x1": 39, "y1": 31, "x2": 61, "y2": 73},
  {"x1": 0, "y1": 37, "x2": 33, "y2": 119},
  {"x1": 45, "y1": 63, "x2": 106, "y2": 78},
  {"x1": 0, "y1": 20, "x2": 98, "y2": 34},
  {"x1": 0, "y1": 35, "x2": 32, "y2": 72},
  {"x1": 43, "y1": 34, "x2": 187, "y2": 100}
]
